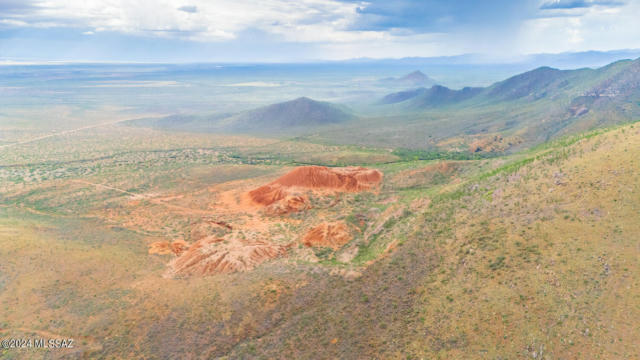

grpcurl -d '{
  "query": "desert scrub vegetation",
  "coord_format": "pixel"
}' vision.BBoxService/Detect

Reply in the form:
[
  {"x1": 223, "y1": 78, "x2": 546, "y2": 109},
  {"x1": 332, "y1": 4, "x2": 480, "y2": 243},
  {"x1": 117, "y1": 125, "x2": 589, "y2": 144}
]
[
  {"x1": 352, "y1": 208, "x2": 413, "y2": 264},
  {"x1": 392, "y1": 148, "x2": 494, "y2": 162},
  {"x1": 391, "y1": 122, "x2": 640, "y2": 359}
]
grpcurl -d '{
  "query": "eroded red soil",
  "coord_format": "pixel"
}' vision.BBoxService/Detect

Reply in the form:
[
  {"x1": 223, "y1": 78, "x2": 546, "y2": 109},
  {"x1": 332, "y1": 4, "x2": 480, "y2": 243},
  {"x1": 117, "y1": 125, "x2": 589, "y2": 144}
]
[
  {"x1": 248, "y1": 166, "x2": 382, "y2": 214},
  {"x1": 302, "y1": 222, "x2": 352, "y2": 250},
  {"x1": 165, "y1": 237, "x2": 289, "y2": 277},
  {"x1": 136, "y1": 165, "x2": 384, "y2": 276},
  {"x1": 149, "y1": 239, "x2": 190, "y2": 256}
]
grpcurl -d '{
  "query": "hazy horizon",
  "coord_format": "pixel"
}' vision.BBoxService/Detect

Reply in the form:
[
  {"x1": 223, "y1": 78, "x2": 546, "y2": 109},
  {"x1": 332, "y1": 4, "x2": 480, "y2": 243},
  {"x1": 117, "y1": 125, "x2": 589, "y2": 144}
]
[{"x1": 1, "y1": 48, "x2": 640, "y2": 65}]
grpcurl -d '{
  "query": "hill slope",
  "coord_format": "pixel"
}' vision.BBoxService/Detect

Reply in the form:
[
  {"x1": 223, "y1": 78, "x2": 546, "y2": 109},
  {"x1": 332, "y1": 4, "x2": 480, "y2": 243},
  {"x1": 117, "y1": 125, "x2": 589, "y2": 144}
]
[
  {"x1": 227, "y1": 123, "x2": 640, "y2": 359},
  {"x1": 126, "y1": 97, "x2": 355, "y2": 135},
  {"x1": 379, "y1": 85, "x2": 482, "y2": 107},
  {"x1": 223, "y1": 97, "x2": 355, "y2": 133}
]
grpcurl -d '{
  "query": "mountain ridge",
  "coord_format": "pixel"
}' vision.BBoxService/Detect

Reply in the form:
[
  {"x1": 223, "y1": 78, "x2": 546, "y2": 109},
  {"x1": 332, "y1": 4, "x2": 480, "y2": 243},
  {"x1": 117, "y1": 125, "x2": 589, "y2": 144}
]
[
  {"x1": 222, "y1": 97, "x2": 355, "y2": 133},
  {"x1": 380, "y1": 58, "x2": 640, "y2": 108}
]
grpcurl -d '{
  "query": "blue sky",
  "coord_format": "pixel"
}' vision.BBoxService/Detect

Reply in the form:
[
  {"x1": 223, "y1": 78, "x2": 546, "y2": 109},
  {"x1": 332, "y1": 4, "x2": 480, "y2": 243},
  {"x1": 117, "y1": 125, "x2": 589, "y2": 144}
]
[{"x1": 0, "y1": 0, "x2": 639, "y2": 62}]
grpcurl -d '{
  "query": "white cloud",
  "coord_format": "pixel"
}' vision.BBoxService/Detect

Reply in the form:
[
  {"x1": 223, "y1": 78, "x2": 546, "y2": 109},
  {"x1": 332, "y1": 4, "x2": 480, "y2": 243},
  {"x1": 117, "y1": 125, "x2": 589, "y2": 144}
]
[
  {"x1": 0, "y1": 19, "x2": 29, "y2": 26},
  {"x1": 2, "y1": 0, "x2": 382, "y2": 43},
  {"x1": 518, "y1": 1, "x2": 640, "y2": 54},
  {"x1": 1, "y1": 0, "x2": 639, "y2": 61}
]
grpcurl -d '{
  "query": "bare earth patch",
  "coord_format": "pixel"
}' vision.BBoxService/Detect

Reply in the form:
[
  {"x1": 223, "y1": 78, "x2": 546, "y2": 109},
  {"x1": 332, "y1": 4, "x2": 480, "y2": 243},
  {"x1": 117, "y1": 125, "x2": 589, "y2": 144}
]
[
  {"x1": 165, "y1": 237, "x2": 290, "y2": 277},
  {"x1": 302, "y1": 221, "x2": 352, "y2": 250},
  {"x1": 149, "y1": 239, "x2": 189, "y2": 255},
  {"x1": 137, "y1": 166, "x2": 384, "y2": 277},
  {"x1": 249, "y1": 166, "x2": 382, "y2": 214}
]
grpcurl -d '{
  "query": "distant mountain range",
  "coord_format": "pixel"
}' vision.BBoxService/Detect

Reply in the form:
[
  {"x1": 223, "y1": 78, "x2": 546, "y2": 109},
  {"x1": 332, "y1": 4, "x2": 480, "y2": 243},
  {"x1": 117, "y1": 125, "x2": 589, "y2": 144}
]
[
  {"x1": 380, "y1": 58, "x2": 640, "y2": 118},
  {"x1": 314, "y1": 57, "x2": 640, "y2": 151},
  {"x1": 129, "y1": 57, "x2": 640, "y2": 152},
  {"x1": 344, "y1": 49, "x2": 640, "y2": 69}
]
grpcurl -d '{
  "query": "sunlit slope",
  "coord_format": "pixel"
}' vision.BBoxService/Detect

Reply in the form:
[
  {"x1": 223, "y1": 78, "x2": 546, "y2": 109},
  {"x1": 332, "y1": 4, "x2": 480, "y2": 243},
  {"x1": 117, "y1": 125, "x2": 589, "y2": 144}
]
[
  {"x1": 405, "y1": 123, "x2": 640, "y2": 358},
  {"x1": 229, "y1": 123, "x2": 640, "y2": 359}
]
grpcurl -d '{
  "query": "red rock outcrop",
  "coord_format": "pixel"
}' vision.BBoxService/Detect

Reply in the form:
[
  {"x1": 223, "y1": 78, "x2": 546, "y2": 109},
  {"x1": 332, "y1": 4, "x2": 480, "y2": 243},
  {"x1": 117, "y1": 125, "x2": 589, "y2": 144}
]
[
  {"x1": 265, "y1": 194, "x2": 309, "y2": 215},
  {"x1": 248, "y1": 166, "x2": 382, "y2": 214},
  {"x1": 302, "y1": 222, "x2": 352, "y2": 250},
  {"x1": 165, "y1": 237, "x2": 289, "y2": 277}
]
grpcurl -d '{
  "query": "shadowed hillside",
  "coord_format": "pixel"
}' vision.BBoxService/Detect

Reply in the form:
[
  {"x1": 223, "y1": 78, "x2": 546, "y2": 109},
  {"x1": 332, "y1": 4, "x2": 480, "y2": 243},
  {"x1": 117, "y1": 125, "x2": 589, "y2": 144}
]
[{"x1": 381, "y1": 85, "x2": 482, "y2": 107}]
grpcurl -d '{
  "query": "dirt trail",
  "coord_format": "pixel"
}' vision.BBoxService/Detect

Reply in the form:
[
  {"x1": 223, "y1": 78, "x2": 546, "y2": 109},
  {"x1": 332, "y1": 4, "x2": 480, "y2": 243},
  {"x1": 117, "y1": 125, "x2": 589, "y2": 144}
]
[
  {"x1": 77, "y1": 166, "x2": 384, "y2": 278},
  {"x1": 0, "y1": 115, "x2": 162, "y2": 150},
  {"x1": 72, "y1": 179, "x2": 147, "y2": 199},
  {"x1": 73, "y1": 179, "x2": 216, "y2": 215}
]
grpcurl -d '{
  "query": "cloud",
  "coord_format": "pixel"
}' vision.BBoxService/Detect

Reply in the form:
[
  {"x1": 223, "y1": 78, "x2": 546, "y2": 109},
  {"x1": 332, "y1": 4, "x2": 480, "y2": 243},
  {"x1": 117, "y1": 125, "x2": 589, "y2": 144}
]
[
  {"x1": 341, "y1": 0, "x2": 539, "y2": 32},
  {"x1": 0, "y1": 0, "x2": 379, "y2": 43},
  {"x1": 540, "y1": 0, "x2": 625, "y2": 10},
  {"x1": 0, "y1": 19, "x2": 29, "y2": 27},
  {"x1": 519, "y1": 0, "x2": 640, "y2": 54},
  {"x1": 0, "y1": 0, "x2": 38, "y2": 14},
  {"x1": 177, "y1": 5, "x2": 197, "y2": 13},
  {"x1": 1, "y1": 0, "x2": 639, "y2": 62}
]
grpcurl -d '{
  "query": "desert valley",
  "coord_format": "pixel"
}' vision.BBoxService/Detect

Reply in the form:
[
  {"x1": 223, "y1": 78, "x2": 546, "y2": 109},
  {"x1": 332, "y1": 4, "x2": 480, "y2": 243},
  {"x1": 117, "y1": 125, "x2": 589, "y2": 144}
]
[
  {"x1": 2, "y1": 2, "x2": 640, "y2": 357},
  {"x1": 1, "y1": 56, "x2": 640, "y2": 359}
]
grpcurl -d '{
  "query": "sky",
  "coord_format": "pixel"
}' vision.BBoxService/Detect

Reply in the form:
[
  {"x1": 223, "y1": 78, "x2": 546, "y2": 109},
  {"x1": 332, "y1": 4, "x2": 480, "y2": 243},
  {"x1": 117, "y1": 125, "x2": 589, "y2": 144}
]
[{"x1": 0, "y1": 0, "x2": 639, "y2": 62}]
